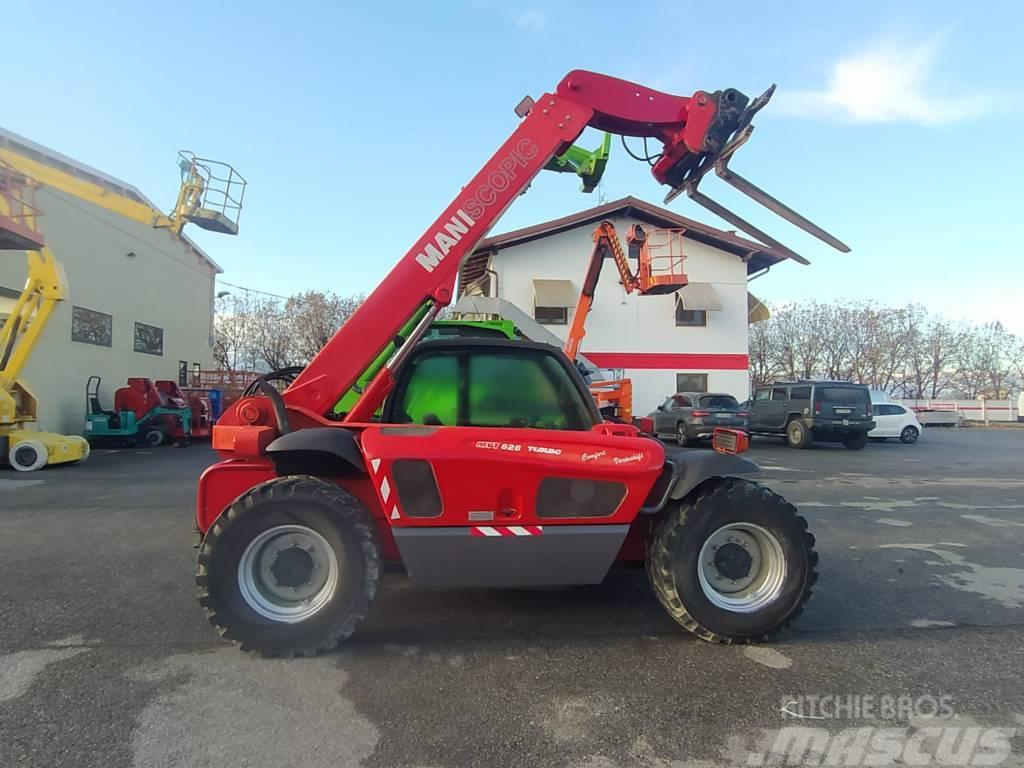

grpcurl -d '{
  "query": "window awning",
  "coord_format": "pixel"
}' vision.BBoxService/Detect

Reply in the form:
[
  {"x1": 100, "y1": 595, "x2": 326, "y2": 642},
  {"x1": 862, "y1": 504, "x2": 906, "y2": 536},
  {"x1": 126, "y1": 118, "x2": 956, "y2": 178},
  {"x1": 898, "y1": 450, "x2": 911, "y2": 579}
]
[
  {"x1": 532, "y1": 279, "x2": 575, "y2": 307},
  {"x1": 748, "y1": 292, "x2": 771, "y2": 324},
  {"x1": 675, "y1": 282, "x2": 723, "y2": 311}
]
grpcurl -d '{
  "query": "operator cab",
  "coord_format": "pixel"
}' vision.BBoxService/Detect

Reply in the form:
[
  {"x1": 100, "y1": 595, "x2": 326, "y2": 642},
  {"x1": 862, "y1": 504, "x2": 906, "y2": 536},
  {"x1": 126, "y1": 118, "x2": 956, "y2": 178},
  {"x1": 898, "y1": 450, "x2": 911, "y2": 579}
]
[{"x1": 383, "y1": 338, "x2": 600, "y2": 431}]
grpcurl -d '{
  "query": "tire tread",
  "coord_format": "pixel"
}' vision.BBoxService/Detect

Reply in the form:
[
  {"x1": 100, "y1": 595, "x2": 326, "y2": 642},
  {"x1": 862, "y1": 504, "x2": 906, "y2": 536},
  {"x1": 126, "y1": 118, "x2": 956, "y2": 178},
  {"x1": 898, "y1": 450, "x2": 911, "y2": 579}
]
[
  {"x1": 645, "y1": 479, "x2": 817, "y2": 644},
  {"x1": 196, "y1": 475, "x2": 380, "y2": 658}
]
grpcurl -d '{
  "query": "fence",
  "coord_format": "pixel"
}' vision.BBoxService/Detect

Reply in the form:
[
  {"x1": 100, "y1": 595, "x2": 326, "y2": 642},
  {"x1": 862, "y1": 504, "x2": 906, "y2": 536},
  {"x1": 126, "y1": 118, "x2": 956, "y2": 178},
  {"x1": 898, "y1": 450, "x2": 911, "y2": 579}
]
[{"x1": 895, "y1": 399, "x2": 1021, "y2": 423}]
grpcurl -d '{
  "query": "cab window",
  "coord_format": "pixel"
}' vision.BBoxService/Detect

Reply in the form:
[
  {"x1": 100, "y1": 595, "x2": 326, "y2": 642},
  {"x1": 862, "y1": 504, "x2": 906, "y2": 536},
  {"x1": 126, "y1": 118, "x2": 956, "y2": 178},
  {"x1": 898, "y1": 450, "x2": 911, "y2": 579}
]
[
  {"x1": 394, "y1": 352, "x2": 459, "y2": 426},
  {"x1": 394, "y1": 349, "x2": 594, "y2": 430},
  {"x1": 753, "y1": 388, "x2": 770, "y2": 401}
]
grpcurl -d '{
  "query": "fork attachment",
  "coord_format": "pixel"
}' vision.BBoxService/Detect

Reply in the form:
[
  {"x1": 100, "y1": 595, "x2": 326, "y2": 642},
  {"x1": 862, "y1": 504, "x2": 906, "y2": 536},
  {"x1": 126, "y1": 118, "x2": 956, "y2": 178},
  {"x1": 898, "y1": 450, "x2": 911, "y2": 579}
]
[{"x1": 653, "y1": 86, "x2": 851, "y2": 262}]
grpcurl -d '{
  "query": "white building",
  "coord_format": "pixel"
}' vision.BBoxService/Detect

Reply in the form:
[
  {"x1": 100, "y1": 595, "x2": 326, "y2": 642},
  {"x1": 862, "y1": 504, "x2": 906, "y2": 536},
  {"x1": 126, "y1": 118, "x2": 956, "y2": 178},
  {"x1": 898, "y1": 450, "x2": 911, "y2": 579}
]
[
  {"x1": 0, "y1": 128, "x2": 220, "y2": 435},
  {"x1": 457, "y1": 197, "x2": 789, "y2": 414}
]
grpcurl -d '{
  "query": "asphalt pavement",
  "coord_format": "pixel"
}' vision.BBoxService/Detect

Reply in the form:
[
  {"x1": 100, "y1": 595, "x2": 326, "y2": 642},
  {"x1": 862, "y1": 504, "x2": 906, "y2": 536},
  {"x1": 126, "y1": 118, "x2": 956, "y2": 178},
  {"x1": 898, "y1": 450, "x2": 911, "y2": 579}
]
[{"x1": 1, "y1": 428, "x2": 1023, "y2": 767}]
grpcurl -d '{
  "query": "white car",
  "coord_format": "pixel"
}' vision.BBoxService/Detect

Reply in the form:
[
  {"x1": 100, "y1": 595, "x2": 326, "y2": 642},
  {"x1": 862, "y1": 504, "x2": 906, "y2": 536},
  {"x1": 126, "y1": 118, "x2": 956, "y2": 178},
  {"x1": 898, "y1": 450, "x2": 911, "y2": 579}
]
[{"x1": 869, "y1": 403, "x2": 922, "y2": 444}]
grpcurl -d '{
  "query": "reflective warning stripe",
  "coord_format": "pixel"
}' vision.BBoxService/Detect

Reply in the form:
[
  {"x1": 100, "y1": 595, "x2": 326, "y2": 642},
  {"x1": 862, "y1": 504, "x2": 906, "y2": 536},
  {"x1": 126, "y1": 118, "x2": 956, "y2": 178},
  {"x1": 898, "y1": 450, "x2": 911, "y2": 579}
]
[
  {"x1": 366, "y1": 456, "x2": 399, "y2": 519},
  {"x1": 470, "y1": 525, "x2": 543, "y2": 537}
]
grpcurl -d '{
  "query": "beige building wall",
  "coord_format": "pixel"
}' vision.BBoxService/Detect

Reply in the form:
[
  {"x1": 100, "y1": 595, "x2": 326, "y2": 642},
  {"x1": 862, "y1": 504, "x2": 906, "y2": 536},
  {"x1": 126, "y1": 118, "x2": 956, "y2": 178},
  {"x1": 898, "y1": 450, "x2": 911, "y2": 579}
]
[{"x1": 0, "y1": 185, "x2": 218, "y2": 435}]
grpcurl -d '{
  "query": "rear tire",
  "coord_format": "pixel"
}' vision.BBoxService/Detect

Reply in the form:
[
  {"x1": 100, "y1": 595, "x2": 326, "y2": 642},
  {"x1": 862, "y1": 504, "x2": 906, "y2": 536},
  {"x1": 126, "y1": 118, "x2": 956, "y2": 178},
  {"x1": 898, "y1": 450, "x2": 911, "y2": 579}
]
[
  {"x1": 646, "y1": 478, "x2": 817, "y2": 643},
  {"x1": 900, "y1": 426, "x2": 919, "y2": 444},
  {"x1": 676, "y1": 423, "x2": 696, "y2": 447},
  {"x1": 197, "y1": 476, "x2": 381, "y2": 657},
  {"x1": 843, "y1": 432, "x2": 868, "y2": 450},
  {"x1": 145, "y1": 429, "x2": 165, "y2": 447},
  {"x1": 785, "y1": 418, "x2": 811, "y2": 449}
]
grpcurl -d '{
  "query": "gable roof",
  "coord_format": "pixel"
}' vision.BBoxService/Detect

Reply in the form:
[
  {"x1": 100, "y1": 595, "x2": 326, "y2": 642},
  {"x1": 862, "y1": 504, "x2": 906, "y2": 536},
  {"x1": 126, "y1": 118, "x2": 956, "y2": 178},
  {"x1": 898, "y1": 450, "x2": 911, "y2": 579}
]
[
  {"x1": 0, "y1": 126, "x2": 221, "y2": 274},
  {"x1": 459, "y1": 195, "x2": 794, "y2": 292}
]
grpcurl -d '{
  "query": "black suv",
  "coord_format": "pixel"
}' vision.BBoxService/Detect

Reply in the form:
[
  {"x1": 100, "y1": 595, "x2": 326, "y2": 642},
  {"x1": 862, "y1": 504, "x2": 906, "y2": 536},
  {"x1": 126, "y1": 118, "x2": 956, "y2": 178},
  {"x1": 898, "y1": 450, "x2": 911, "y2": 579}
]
[{"x1": 748, "y1": 381, "x2": 875, "y2": 449}]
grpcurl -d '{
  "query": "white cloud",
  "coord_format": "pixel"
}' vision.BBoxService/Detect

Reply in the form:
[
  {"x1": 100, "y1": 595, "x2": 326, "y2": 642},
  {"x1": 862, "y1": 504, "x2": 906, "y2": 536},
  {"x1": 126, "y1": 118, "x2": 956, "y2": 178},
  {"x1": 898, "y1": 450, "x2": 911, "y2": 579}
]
[
  {"x1": 778, "y1": 38, "x2": 992, "y2": 126},
  {"x1": 513, "y1": 9, "x2": 546, "y2": 31}
]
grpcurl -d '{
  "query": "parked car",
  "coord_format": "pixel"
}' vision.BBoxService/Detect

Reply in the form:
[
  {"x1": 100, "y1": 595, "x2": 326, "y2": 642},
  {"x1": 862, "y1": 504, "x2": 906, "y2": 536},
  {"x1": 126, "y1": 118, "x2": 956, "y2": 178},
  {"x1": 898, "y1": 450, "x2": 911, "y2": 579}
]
[
  {"x1": 648, "y1": 392, "x2": 748, "y2": 446},
  {"x1": 870, "y1": 403, "x2": 922, "y2": 443},
  {"x1": 748, "y1": 381, "x2": 875, "y2": 449}
]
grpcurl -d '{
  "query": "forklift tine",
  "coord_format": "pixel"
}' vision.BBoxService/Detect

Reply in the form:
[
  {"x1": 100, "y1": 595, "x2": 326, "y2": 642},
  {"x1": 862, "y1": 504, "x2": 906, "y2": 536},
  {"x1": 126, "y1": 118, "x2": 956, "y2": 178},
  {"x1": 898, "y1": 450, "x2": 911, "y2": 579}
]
[
  {"x1": 736, "y1": 84, "x2": 776, "y2": 134},
  {"x1": 685, "y1": 189, "x2": 811, "y2": 265},
  {"x1": 715, "y1": 163, "x2": 851, "y2": 253}
]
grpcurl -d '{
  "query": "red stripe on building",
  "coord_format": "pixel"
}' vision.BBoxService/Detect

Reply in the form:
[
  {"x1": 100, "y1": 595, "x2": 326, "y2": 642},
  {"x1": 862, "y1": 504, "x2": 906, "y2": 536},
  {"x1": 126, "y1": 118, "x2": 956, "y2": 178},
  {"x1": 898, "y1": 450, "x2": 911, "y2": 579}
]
[{"x1": 585, "y1": 352, "x2": 749, "y2": 370}]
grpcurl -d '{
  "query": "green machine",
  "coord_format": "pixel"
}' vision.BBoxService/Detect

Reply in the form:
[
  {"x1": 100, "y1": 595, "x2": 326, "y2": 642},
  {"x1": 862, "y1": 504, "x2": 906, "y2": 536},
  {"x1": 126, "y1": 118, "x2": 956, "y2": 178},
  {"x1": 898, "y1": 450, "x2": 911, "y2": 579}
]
[
  {"x1": 333, "y1": 316, "x2": 518, "y2": 415},
  {"x1": 85, "y1": 376, "x2": 193, "y2": 447}
]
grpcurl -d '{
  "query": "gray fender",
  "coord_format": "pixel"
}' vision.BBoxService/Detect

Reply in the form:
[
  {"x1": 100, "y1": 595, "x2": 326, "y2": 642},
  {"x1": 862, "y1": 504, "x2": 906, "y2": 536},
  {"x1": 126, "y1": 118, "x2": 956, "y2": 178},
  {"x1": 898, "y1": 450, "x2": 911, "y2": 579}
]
[
  {"x1": 641, "y1": 450, "x2": 763, "y2": 513},
  {"x1": 266, "y1": 427, "x2": 366, "y2": 477}
]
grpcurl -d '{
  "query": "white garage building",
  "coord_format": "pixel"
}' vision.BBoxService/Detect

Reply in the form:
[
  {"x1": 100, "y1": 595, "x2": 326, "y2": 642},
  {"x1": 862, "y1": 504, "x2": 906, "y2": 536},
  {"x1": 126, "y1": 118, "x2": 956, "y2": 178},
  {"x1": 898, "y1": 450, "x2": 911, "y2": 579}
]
[
  {"x1": 457, "y1": 197, "x2": 790, "y2": 414},
  {"x1": 0, "y1": 128, "x2": 221, "y2": 435}
]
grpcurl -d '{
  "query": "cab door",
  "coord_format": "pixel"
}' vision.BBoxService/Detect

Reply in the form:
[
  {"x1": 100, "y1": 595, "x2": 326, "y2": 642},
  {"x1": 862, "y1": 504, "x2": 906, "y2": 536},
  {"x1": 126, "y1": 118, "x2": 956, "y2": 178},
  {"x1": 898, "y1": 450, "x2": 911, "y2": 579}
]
[
  {"x1": 361, "y1": 341, "x2": 664, "y2": 589},
  {"x1": 749, "y1": 387, "x2": 772, "y2": 429}
]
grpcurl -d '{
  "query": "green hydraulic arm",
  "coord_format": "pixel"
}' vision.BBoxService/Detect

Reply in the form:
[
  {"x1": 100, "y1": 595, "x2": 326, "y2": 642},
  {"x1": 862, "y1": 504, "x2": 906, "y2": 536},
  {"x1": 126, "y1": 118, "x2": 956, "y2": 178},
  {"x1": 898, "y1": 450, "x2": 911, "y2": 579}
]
[{"x1": 544, "y1": 132, "x2": 611, "y2": 193}]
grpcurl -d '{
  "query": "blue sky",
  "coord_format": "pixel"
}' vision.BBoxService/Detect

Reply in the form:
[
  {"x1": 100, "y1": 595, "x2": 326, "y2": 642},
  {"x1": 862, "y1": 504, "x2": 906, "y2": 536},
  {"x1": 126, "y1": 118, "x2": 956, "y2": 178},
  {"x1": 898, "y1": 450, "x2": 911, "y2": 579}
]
[{"x1": 8, "y1": 1, "x2": 1024, "y2": 332}]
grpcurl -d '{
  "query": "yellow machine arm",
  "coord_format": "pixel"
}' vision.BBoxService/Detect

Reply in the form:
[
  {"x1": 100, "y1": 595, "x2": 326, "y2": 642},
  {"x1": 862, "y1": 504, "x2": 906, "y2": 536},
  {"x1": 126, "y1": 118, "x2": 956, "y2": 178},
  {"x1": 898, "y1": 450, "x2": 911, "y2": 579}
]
[{"x1": 0, "y1": 247, "x2": 66, "y2": 427}]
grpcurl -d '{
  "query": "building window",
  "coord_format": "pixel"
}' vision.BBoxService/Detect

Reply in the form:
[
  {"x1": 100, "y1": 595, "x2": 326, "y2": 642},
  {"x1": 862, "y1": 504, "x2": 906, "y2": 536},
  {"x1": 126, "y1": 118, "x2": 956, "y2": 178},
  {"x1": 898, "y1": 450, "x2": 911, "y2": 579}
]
[
  {"x1": 676, "y1": 373, "x2": 708, "y2": 392},
  {"x1": 675, "y1": 304, "x2": 708, "y2": 327},
  {"x1": 71, "y1": 306, "x2": 113, "y2": 347},
  {"x1": 134, "y1": 321, "x2": 164, "y2": 356},
  {"x1": 178, "y1": 361, "x2": 189, "y2": 386},
  {"x1": 534, "y1": 306, "x2": 568, "y2": 325}
]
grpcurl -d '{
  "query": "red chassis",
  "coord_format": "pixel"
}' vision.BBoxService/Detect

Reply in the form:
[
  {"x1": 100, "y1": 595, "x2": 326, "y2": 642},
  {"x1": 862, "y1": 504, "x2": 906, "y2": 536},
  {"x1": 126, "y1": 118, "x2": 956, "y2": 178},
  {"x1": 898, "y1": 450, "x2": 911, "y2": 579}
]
[{"x1": 197, "y1": 70, "x2": 839, "y2": 655}]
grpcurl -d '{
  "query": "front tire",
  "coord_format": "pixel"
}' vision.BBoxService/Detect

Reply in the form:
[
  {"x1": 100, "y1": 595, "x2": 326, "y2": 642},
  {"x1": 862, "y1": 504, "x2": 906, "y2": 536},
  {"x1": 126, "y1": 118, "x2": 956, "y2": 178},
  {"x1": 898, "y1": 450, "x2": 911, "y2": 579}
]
[
  {"x1": 197, "y1": 476, "x2": 381, "y2": 657},
  {"x1": 900, "y1": 426, "x2": 919, "y2": 444},
  {"x1": 646, "y1": 478, "x2": 817, "y2": 643}
]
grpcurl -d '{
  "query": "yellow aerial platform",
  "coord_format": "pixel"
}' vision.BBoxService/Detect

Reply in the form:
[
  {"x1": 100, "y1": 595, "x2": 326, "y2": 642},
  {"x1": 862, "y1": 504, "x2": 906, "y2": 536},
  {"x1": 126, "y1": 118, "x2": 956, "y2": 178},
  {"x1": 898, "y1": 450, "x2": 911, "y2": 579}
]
[{"x1": 0, "y1": 161, "x2": 89, "y2": 470}]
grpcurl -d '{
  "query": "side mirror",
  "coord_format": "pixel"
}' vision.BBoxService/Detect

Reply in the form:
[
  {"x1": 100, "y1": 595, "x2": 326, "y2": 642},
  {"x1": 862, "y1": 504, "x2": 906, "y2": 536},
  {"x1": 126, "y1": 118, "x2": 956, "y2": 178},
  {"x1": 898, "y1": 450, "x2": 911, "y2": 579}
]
[{"x1": 657, "y1": 404, "x2": 665, "y2": 411}]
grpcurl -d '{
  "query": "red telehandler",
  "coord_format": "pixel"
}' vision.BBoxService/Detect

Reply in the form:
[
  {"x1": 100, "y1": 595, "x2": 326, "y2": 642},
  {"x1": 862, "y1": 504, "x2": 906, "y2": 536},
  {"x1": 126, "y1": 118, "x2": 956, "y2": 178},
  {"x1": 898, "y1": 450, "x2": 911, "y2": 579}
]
[{"x1": 196, "y1": 70, "x2": 848, "y2": 656}]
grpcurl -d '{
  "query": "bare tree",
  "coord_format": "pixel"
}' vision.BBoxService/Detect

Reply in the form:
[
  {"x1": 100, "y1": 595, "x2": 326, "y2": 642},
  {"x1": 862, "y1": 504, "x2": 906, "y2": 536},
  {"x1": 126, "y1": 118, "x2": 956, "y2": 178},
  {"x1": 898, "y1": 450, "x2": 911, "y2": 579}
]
[
  {"x1": 249, "y1": 297, "x2": 296, "y2": 371},
  {"x1": 958, "y1": 322, "x2": 1015, "y2": 398},
  {"x1": 213, "y1": 293, "x2": 256, "y2": 371},
  {"x1": 749, "y1": 298, "x2": 1019, "y2": 399},
  {"x1": 287, "y1": 291, "x2": 364, "y2": 364},
  {"x1": 214, "y1": 289, "x2": 364, "y2": 371},
  {"x1": 748, "y1": 316, "x2": 779, "y2": 388}
]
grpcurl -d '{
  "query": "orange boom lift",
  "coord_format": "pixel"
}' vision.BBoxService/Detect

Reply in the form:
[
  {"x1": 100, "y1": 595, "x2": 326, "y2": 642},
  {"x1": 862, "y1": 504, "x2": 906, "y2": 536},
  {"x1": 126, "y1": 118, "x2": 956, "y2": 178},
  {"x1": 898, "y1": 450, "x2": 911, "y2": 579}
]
[{"x1": 564, "y1": 221, "x2": 688, "y2": 423}]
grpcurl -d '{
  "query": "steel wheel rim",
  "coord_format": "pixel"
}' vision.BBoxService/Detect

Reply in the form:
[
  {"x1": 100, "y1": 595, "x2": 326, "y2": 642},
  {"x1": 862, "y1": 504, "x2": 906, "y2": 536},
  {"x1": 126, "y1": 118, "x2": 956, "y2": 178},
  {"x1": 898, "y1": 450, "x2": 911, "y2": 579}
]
[
  {"x1": 788, "y1": 422, "x2": 801, "y2": 441},
  {"x1": 697, "y1": 523, "x2": 787, "y2": 613},
  {"x1": 238, "y1": 525, "x2": 340, "y2": 623}
]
